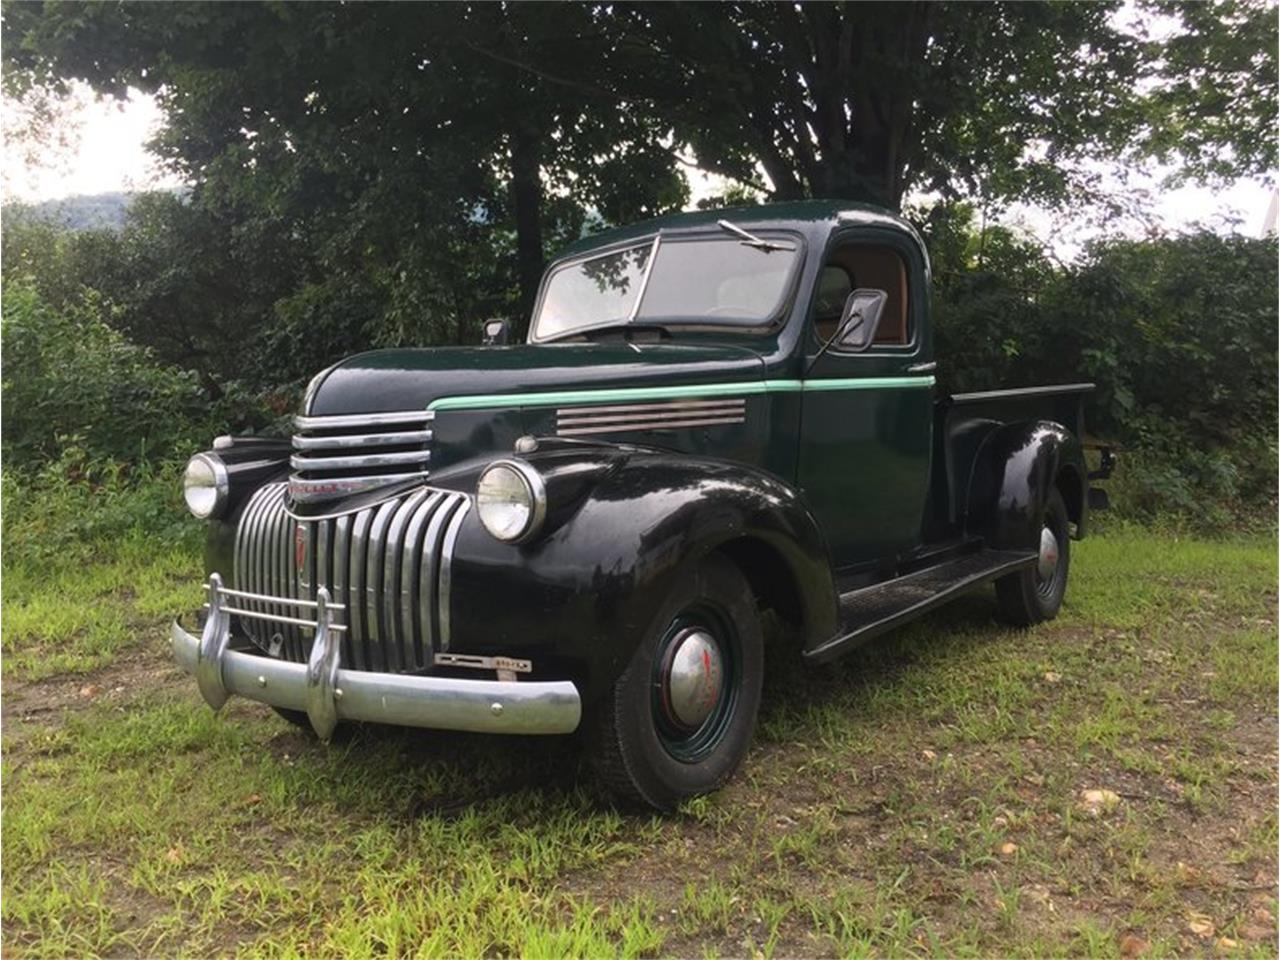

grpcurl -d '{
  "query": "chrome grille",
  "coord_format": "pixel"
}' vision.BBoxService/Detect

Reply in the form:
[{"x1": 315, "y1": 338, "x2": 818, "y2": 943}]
[
  {"x1": 232, "y1": 482, "x2": 471, "y2": 671},
  {"x1": 290, "y1": 410, "x2": 433, "y2": 504}
]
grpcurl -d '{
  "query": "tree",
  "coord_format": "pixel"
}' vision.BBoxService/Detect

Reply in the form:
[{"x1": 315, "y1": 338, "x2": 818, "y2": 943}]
[
  {"x1": 587, "y1": 1, "x2": 1276, "y2": 209},
  {"x1": 2, "y1": 1, "x2": 688, "y2": 339},
  {"x1": 3, "y1": 0, "x2": 1274, "y2": 361}
]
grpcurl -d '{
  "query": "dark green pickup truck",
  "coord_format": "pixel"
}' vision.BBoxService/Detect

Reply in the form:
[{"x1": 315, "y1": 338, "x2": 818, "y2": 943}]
[{"x1": 173, "y1": 200, "x2": 1110, "y2": 810}]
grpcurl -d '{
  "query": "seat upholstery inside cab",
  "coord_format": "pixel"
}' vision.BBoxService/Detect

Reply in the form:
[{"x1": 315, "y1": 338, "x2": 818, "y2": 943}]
[
  {"x1": 813, "y1": 244, "x2": 910, "y2": 346},
  {"x1": 813, "y1": 265, "x2": 852, "y2": 341}
]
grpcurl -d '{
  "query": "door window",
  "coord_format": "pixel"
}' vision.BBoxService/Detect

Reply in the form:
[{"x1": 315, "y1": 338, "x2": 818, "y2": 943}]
[{"x1": 815, "y1": 243, "x2": 912, "y2": 348}]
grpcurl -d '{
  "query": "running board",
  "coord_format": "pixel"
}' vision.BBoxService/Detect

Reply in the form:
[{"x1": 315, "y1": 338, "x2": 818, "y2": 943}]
[{"x1": 804, "y1": 549, "x2": 1036, "y2": 664}]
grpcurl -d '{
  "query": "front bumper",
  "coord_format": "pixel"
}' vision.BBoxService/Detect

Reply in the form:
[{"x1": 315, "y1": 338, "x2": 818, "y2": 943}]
[{"x1": 170, "y1": 575, "x2": 581, "y2": 739}]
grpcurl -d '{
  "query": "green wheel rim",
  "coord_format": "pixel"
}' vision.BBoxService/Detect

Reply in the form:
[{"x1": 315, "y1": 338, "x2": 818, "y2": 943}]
[{"x1": 650, "y1": 605, "x2": 740, "y2": 764}]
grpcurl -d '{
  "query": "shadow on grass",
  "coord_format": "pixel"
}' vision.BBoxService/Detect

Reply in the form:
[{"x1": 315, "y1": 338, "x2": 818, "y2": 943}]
[
  {"x1": 761, "y1": 590, "x2": 1009, "y2": 706},
  {"x1": 294, "y1": 591, "x2": 1012, "y2": 817}
]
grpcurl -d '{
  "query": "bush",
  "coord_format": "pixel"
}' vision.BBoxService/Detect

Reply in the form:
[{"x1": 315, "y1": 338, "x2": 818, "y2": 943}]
[
  {"x1": 1, "y1": 281, "x2": 214, "y2": 466},
  {"x1": 929, "y1": 206, "x2": 1277, "y2": 528},
  {"x1": 0, "y1": 452, "x2": 200, "y2": 572}
]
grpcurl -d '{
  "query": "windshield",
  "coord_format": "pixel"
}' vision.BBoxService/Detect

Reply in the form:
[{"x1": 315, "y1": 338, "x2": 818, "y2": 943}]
[{"x1": 532, "y1": 235, "x2": 800, "y2": 341}]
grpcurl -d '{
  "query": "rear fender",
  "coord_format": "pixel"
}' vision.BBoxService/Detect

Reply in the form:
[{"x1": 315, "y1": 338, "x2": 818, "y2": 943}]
[{"x1": 963, "y1": 420, "x2": 1088, "y2": 550}]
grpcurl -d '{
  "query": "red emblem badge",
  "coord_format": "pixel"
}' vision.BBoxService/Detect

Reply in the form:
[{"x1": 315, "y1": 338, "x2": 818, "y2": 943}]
[{"x1": 294, "y1": 525, "x2": 308, "y2": 575}]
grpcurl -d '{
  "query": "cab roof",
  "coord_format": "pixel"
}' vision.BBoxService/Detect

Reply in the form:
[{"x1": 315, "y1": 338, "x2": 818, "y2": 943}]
[{"x1": 557, "y1": 199, "x2": 922, "y2": 262}]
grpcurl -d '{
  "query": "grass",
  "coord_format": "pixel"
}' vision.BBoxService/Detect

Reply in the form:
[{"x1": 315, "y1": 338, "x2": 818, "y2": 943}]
[{"x1": 3, "y1": 499, "x2": 1276, "y2": 956}]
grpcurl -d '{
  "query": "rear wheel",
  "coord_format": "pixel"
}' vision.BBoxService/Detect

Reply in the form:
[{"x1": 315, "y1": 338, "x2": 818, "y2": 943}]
[
  {"x1": 588, "y1": 554, "x2": 764, "y2": 811},
  {"x1": 996, "y1": 487, "x2": 1070, "y2": 625}
]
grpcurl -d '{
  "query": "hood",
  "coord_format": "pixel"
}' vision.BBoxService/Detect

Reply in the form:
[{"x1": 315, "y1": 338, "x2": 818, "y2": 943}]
[{"x1": 306, "y1": 342, "x2": 767, "y2": 416}]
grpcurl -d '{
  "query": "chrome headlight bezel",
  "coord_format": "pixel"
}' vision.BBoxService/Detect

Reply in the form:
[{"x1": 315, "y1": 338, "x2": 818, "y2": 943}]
[
  {"x1": 475, "y1": 459, "x2": 547, "y2": 544},
  {"x1": 183, "y1": 452, "x2": 230, "y2": 520}
]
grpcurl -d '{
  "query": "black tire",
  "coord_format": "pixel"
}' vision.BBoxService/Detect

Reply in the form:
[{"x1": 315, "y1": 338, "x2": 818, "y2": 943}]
[
  {"x1": 272, "y1": 706, "x2": 356, "y2": 743},
  {"x1": 588, "y1": 553, "x2": 764, "y2": 812},
  {"x1": 271, "y1": 706, "x2": 315, "y2": 732},
  {"x1": 995, "y1": 486, "x2": 1071, "y2": 626}
]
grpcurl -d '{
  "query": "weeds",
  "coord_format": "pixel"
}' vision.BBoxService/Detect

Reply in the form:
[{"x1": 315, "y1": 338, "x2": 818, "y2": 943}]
[{"x1": 3, "y1": 476, "x2": 1276, "y2": 956}]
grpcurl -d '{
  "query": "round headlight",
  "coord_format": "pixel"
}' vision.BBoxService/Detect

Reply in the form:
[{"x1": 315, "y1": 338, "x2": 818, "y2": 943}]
[
  {"x1": 183, "y1": 453, "x2": 229, "y2": 519},
  {"x1": 476, "y1": 459, "x2": 546, "y2": 543}
]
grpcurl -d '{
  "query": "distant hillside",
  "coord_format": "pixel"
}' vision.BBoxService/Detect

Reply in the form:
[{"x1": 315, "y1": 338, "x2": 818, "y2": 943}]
[{"x1": 4, "y1": 191, "x2": 137, "y2": 231}]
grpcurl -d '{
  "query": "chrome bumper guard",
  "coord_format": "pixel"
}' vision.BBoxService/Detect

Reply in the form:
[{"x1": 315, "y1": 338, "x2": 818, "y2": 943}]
[{"x1": 170, "y1": 575, "x2": 581, "y2": 739}]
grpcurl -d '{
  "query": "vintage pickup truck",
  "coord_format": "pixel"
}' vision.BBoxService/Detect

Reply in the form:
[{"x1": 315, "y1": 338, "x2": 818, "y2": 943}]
[{"x1": 173, "y1": 200, "x2": 1110, "y2": 810}]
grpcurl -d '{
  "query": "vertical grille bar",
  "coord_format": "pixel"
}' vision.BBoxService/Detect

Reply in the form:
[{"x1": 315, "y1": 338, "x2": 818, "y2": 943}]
[
  {"x1": 231, "y1": 486, "x2": 256, "y2": 636},
  {"x1": 438, "y1": 498, "x2": 471, "y2": 652},
  {"x1": 283, "y1": 509, "x2": 302, "y2": 660},
  {"x1": 266, "y1": 486, "x2": 288, "y2": 653},
  {"x1": 347, "y1": 508, "x2": 372, "y2": 670},
  {"x1": 381, "y1": 489, "x2": 430, "y2": 673},
  {"x1": 239, "y1": 484, "x2": 276, "y2": 646},
  {"x1": 308, "y1": 519, "x2": 330, "y2": 660},
  {"x1": 248, "y1": 491, "x2": 268, "y2": 642},
  {"x1": 363, "y1": 500, "x2": 401, "y2": 672},
  {"x1": 315, "y1": 520, "x2": 330, "y2": 594},
  {"x1": 333, "y1": 514, "x2": 352, "y2": 667},
  {"x1": 418, "y1": 495, "x2": 459, "y2": 657},
  {"x1": 401, "y1": 492, "x2": 443, "y2": 670}
]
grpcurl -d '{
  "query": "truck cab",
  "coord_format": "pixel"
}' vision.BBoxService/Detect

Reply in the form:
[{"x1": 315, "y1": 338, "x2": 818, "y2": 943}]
[{"x1": 173, "y1": 201, "x2": 1105, "y2": 810}]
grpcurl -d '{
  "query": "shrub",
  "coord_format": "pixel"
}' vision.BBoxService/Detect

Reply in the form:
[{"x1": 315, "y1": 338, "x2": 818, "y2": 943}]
[
  {"x1": 1, "y1": 281, "x2": 214, "y2": 466},
  {"x1": 1, "y1": 452, "x2": 200, "y2": 572},
  {"x1": 930, "y1": 208, "x2": 1277, "y2": 528}
]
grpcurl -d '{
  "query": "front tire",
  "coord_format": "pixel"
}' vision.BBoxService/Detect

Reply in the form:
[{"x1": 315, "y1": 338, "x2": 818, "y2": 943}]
[
  {"x1": 588, "y1": 554, "x2": 764, "y2": 811},
  {"x1": 996, "y1": 487, "x2": 1071, "y2": 625},
  {"x1": 271, "y1": 706, "x2": 315, "y2": 732}
]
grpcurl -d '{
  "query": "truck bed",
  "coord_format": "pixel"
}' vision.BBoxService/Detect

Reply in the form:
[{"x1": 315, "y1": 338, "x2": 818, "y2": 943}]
[{"x1": 929, "y1": 382, "x2": 1094, "y2": 535}]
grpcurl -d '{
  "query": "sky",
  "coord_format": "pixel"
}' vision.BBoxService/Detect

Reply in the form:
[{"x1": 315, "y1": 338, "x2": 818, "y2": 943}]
[
  {"x1": 3, "y1": 81, "x2": 1275, "y2": 258},
  {"x1": 3, "y1": 84, "x2": 183, "y2": 201}
]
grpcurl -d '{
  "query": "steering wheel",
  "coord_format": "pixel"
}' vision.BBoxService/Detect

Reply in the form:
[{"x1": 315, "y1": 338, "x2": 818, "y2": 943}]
[{"x1": 704, "y1": 305, "x2": 748, "y2": 317}]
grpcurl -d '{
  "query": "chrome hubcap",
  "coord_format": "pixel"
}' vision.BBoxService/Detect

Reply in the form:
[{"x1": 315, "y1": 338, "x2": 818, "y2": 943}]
[
  {"x1": 664, "y1": 629, "x2": 723, "y2": 730},
  {"x1": 1038, "y1": 525, "x2": 1060, "y2": 582}
]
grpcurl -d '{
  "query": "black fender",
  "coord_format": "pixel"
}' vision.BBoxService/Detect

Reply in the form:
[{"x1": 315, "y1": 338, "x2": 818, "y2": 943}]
[
  {"x1": 441, "y1": 444, "x2": 838, "y2": 705},
  {"x1": 201, "y1": 437, "x2": 292, "y2": 579},
  {"x1": 963, "y1": 419, "x2": 1088, "y2": 550}
]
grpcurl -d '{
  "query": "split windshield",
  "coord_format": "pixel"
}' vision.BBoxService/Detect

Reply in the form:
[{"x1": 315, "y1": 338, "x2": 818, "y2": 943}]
[{"x1": 532, "y1": 234, "x2": 800, "y2": 341}]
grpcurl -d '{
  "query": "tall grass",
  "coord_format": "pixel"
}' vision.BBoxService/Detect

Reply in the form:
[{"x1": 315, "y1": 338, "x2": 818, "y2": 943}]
[{"x1": 2, "y1": 451, "x2": 203, "y2": 680}]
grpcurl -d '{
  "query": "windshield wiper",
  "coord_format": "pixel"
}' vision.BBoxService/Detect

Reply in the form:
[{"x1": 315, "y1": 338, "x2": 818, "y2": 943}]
[
  {"x1": 576, "y1": 321, "x2": 673, "y2": 341},
  {"x1": 717, "y1": 219, "x2": 794, "y2": 252},
  {"x1": 540, "y1": 319, "x2": 673, "y2": 343}
]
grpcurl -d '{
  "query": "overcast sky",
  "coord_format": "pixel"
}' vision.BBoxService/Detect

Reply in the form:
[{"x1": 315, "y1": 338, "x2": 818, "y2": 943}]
[{"x1": 4, "y1": 82, "x2": 1275, "y2": 258}]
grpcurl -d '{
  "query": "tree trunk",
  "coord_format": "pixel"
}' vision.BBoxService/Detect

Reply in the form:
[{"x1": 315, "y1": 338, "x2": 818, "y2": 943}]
[
  {"x1": 509, "y1": 129, "x2": 545, "y2": 337},
  {"x1": 799, "y1": 2, "x2": 932, "y2": 210}
]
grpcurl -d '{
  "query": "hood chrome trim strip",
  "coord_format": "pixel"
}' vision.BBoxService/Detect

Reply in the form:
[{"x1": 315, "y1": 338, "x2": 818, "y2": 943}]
[{"x1": 427, "y1": 375, "x2": 935, "y2": 412}]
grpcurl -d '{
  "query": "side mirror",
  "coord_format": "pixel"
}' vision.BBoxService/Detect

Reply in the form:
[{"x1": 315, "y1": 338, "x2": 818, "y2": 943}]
[
  {"x1": 835, "y1": 288, "x2": 888, "y2": 353},
  {"x1": 481, "y1": 319, "x2": 511, "y2": 346}
]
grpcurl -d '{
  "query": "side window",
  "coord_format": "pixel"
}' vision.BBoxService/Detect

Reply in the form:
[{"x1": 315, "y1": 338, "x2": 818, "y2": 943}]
[
  {"x1": 818, "y1": 243, "x2": 912, "y2": 348},
  {"x1": 812, "y1": 265, "x2": 853, "y2": 342}
]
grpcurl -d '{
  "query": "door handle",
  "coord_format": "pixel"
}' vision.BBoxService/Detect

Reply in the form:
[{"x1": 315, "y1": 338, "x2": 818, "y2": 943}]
[{"x1": 906, "y1": 361, "x2": 937, "y2": 374}]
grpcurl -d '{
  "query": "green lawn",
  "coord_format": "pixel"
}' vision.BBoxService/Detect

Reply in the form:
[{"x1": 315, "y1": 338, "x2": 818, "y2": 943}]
[{"x1": 3, "y1": 529, "x2": 1276, "y2": 957}]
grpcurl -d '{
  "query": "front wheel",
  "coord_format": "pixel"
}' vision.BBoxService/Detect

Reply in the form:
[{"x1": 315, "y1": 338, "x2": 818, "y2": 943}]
[
  {"x1": 995, "y1": 487, "x2": 1071, "y2": 625},
  {"x1": 587, "y1": 554, "x2": 764, "y2": 811}
]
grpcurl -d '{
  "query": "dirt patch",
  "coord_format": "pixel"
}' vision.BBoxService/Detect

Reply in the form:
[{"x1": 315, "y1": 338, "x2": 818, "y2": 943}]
[{"x1": 3, "y1": 640, "x2": 183, "y2": 730}]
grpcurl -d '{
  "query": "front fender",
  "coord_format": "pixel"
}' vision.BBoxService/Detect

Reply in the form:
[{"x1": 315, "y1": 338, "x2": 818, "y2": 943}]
[
  {"x1": 964, "y1": 420, "x2": 1087, "y2": 550},
  {"x1": 444, "y1": 448, "x2": 837, "y2": 705}
]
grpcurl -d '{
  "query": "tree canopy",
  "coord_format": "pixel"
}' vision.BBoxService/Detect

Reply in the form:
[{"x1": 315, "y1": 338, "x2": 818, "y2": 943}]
[{"x1": 3, "y1": 0, "x2": 1275, "y2": 346}]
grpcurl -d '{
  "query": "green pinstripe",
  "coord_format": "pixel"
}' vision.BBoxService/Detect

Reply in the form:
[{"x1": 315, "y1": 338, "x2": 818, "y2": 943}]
[{"x1": 426, "y1": 376, "x2": 935, "y2": 412}]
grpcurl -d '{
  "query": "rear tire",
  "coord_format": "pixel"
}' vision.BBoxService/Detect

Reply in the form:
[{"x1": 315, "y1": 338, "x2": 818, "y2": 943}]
[
  {"x1": 996, "y1": 487, "x2": 1070, "y2": 625},
  {"x1": 588, "y1": 553, "x2": 764, "y2": 812}
]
